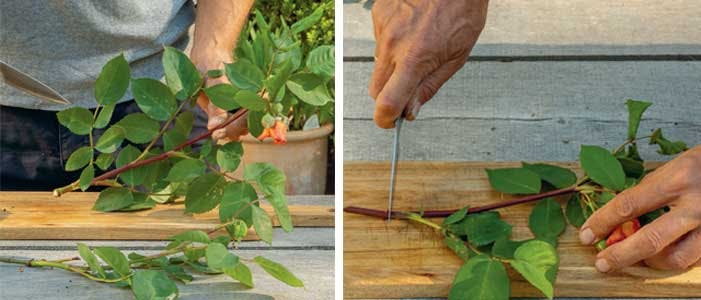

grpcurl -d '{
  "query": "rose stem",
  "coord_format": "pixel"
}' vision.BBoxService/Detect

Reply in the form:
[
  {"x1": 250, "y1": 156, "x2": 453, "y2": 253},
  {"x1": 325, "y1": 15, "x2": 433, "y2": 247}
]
[{"x1": 344, "y1": 186, "x2": 577, "y2": 219}]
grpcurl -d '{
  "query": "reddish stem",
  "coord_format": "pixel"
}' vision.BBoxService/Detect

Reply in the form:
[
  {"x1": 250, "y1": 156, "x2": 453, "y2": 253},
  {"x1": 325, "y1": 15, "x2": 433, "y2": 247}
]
[
  {"x1": 344, "y1": 186, "x2": 577, "y2": 219},
  {"x1": 91, "y1": 109, "x2": 248, "y2": 184}
]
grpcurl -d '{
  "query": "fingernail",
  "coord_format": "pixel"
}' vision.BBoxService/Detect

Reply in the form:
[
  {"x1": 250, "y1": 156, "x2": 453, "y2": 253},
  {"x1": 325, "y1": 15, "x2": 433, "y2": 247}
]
[
  {"x1": 595, "y1": 258, "x2": 611, "y2": 272},
  {"x1": 411, "y1": 103, "x2": 421, "y2": 119},
  {"x1": 212, "y1": 130, "x2": 225, "y2": 139},
  {"x1": 580, "y1": 228, "x2": 595, "y2": 245}
]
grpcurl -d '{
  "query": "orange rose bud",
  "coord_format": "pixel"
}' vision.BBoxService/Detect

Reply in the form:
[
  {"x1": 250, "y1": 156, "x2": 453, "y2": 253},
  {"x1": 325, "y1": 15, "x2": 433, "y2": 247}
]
[
  {"x1": 606, "y1": 227, "x2": 626, "y2": 246},
  {"x1": 606, "y1": 219, "x2": 641, "y2": 247},
  {"x1": 621, "y1": 219, "x2": 641, "y2": 237},
  {"x1": 257, "y1": 120, "x2": 288, "y2": 145}
]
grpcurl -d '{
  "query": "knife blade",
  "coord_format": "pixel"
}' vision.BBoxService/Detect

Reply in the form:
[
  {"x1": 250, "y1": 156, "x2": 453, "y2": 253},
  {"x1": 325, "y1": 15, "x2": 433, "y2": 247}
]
[
  {"x1": 387, "y1": 117, "x2": 403, "y2": 222},
  {"x1": 0, "y1": 60, "x2": 71, "y2": 105}
]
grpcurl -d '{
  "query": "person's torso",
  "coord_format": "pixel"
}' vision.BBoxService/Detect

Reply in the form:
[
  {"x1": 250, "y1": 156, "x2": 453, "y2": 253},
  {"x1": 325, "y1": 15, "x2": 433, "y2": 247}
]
[{"x1": 0, "y1": 0, "x2": 195, "y2": 110}]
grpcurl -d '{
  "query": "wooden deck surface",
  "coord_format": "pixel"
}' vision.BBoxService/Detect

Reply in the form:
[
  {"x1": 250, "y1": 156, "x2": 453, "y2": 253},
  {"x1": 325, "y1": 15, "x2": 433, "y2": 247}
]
[
  {"x1": 343, "y1": 162, "x2": 701, "y2": 299},
  {"x1": 0, "y1": 194, "x2": 334, "y2": 299}
]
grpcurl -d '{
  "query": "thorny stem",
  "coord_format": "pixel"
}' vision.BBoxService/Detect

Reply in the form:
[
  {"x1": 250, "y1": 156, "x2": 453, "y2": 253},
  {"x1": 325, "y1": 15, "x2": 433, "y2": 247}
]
[
  {"x1": 53, "y1": 108, "x2": 249, "y2": 196},
  {"x1": 344, "y1": 186, "x2": 578, "y2": 219}
]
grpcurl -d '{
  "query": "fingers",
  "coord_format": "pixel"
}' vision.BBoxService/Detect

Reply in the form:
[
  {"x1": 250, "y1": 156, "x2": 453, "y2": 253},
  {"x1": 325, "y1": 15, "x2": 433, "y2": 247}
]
[
  {"x1": 415, "y1": 58, "x2": 466, "y2": 105},
  {"x1": 369, "y1": 57, "x2": 395, "y2": 99},
  {"x1": 579, "y1": 178, "x2": 675, "y2": 245},
  {"x1": 645, "y1": 227, "x2": 701, "y2": 270},
  {"x1": 373, "y1": 65, "x2": 422, "y2": 128},
  {"x1": 594, "y1": 210, "x2": 700, "y2": 272}
]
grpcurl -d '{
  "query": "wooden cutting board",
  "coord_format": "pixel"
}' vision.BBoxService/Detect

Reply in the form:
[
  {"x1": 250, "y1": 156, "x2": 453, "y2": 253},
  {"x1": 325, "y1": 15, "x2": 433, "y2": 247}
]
[
  {"x1": 344, "y1": 161, "x2": 701, "y2": 298},
  {"x1": 0, "y1": 192, "x2": 334, "y2": 240}
]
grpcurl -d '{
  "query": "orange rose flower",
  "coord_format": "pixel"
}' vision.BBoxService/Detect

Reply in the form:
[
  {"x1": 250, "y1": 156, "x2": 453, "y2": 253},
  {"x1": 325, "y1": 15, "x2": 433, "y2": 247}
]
[
  {"x1": 257, "y1": 120, "x2": 288, "y2": 145},
  {"x1": 606, "y1": 219, "x2": 641, "y2": 247}
]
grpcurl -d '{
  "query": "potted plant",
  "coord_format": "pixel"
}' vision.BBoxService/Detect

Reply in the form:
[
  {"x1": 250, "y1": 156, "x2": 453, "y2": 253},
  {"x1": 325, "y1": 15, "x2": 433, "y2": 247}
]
[{"x1": 217, "y1": 6, "x2": 334, "y2": 194}]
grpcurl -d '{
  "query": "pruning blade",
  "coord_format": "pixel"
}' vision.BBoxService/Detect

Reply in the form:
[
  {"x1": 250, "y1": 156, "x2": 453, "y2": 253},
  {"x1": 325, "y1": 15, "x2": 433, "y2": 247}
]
[{"x1": 387, "y1": 117, "x2": 403, "y2": 223}]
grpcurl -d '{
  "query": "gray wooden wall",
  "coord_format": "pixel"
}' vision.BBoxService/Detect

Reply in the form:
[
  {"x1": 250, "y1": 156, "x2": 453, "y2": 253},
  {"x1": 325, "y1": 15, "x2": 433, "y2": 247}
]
[{"x1": 343, "y1": 0, "x2": 701, "y2": 162}]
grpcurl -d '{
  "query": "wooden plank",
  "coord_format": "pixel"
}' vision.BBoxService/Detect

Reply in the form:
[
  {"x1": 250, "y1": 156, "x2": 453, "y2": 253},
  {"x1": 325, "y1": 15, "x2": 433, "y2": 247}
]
[
  {"x1": 0, "y1": 192, "x2": 334, "y2": 240},
  {"x1": 344, "y1": 0, "x2": 701, "y2": 57},
  {"x1": 343, "y1": 61, "x2": 701, "y2": 161},
  {"x1": 343, "y1": 161, "x2": 701, "y2": 298},
  {"x1": 0, "y1": 249, "x2": 333, "y2": 300}
]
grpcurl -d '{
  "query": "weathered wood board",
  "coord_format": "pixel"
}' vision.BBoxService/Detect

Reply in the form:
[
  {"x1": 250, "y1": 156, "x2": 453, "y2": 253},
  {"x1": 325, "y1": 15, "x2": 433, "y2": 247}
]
[
  {"x1": 344, "y1": 1, "x2": 701, "y2": 57},
  {"x1": 343, "y1": 61, "x2": 701, "y2": 162},
  {"x1": 0, "y1": 228, "x2": 335, "y2": 299},
  {"x1": 0, "y1": 193, "x2": 334, "y2": 240},
  {"x1": 343, "y1": 161, "x2": 701, "y2": 298}
]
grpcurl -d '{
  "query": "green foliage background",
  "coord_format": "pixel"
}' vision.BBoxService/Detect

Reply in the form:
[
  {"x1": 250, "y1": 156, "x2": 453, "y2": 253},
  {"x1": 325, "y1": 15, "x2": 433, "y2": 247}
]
[{"x1": 252, "y1": 0, "x2": 335, "y2": 51}]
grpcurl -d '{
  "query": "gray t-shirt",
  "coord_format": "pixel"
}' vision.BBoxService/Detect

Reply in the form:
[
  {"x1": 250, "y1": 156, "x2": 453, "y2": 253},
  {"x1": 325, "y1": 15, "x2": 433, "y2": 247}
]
[{"x1": 0, "y1": 0, "x2": 195, "y2": 110}]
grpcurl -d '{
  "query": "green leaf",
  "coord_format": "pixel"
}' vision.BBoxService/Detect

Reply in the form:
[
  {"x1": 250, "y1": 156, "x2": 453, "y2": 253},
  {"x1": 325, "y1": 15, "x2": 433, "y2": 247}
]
[
  {"x1": 77, "y1": 243, "x2": 106, "y2": 278},
  {"x1": 617, "y1": 157, "x2": 645, "y2": 179},
  {"x1": 95, "y1": 126, "x2": 125, "y2": 153},
  {"x1": 206, "y1": 243, "x2": 239, "y2": 271},
  {"x1": 216, "y1": 142, "x2": 243, "y2": 172},
  {"x1": 306, "y1": 45, "x2": 334, "y2": 80},
  {"x1": 290, "y1": 5, "x2": 324, "y2": 34},
  {"x1": 220, "y1": 181, "x2": 258, "y2": 226},
  {"x1": 528, "y1": 198, "x2": 566, "y2": 239},
  {"x1": 464, "y1": 212, "x2": 512, "y2": 246},
  {"x1": 625, "y1": 99, "x2": 653, "y2": 140},
  {"x1": 65, "y1": 146, "x2": 93, "y2": 171},
  {"x1": 251, "y1": 205, "x2": 273, "y2": 244},
  {"x1": 522, "y1": 163, "x2": 577, "y2": 189},
  {"x1": 79, "y1": 165, "x2": 94, "y2": 191},
  {"x1": 116, "y1": 145, "x2": 145, "y2": 186},
  {"x1": 57, "y1": 107, "x2": 93, "y2": 135},
  {"x1": 225, "y1": 59, "x2": 265, "y2": 91},
  {"x1": 244, "y1": 163, "x2": 292, "y2": 232},
  {"x1": 650, "y1": 128, "x2": 688, "y2": 155},
  {"x1": 165, "y1": 159, "x2": 206, "y2": 182},
  {"x1": 94, "y1": 103, "x2": 116, "y2": 129},
  {"x1": 203, "y1": 84, "x2": 240, "y2": 111},
  {"x1": 94, "y1": 246, "x2": 131, "y2": 277},
  {"x1": 579, "y1": 145, "x2": 626, "y2": 191},
  {"x1": 486, "y1": 167, "x2": 541, "y2": 194},
  {"x1": 286, "y1": 73, "x2": 333, "y2": 106},
  {"x1": 131, "y1": 270, "x2": 179, "y2": 300},
  {"x1": 163, "y1": 46, "x2": 202, "y2": 98},
  {"x1": 565, "y1": 195, "x2": 586, "y2": 227},
  {"x1": 596, "y1": 191, "x2": 616, "y2": 207},
  {"x1": 233, "y1": 90, "x2": 266, "y2": 111},
  {"x1": 114, "y1": 113, "x2": 160, "y2": 144},
  {"x1": 163, "y1": 264, "x2": 193, "y2": 284},
  {"x1": 170, "y1": 230, "x2": 211, "y2": 244},
  {"x1": 119, "y1": 193, "x2": 157, "y2": 212},
  {"x1": 163, "y1": 129, "x2": 187, "y2": 152},
  {"x1": 95, "y1": 54, "x2": 130, "y2": 105},
  {"x1": 184, "y1": 173, "x2": 226, "y2": 213},
  {"x1": 174, "y1": 111, "x2": 194, "y2": 137},
  {"x1": 442, "y1": 207, "x2": 468, "y2": 226},
  {"x1": 131, "y1": 78, "x2": 178, "y2": 121},
  {"x1": 448, "y1": 255, "x2": 509, "y2": 300},
  {"x1": 509, "y1": 240, "x2": 559, "y2": 299},
  {"x1": 207, "y1": 69, "x2": 223, "y2": 78},
  {"x1": 247, "y1": 110, "x2": 265, "y2": 138},
  {"x1": 93, "y1": 187, "x2": 134, "y2": 212},
  {"x1": 224, "y1": 262, "x2": 253, "y2": 288},
  {"x1": 444, "y1": 236, "x2": 470, "y2": 261},
  {"x1": 253, "y1": 256, "x2": 304, "y2": 287},
  {"x1": 492, "y1": 238, "x2": 528, "y2": 259}
]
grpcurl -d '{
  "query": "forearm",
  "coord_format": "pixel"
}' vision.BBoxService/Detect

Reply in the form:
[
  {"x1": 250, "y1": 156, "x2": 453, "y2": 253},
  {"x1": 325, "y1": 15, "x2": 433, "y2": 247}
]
[{"x1": 190, "y1": 0, "x2": 254, "y2": 72}]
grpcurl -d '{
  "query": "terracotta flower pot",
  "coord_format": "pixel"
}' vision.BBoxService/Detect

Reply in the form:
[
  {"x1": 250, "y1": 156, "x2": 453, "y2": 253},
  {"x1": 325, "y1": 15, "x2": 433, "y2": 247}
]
[{"x1": 235, "y1": 123, "x2": 334, "y2": 195}]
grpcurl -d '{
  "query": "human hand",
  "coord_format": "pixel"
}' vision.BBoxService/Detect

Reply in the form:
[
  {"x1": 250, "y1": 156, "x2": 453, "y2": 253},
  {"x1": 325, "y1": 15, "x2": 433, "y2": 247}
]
[
  {"x1": 369, "y1": 0, "x2": 489, "y2": 128},
  {"x1": 191, "y1": 50, "x2": 249, "y2": 143},
  {"x1": 579, "y1": 145, "x2": 701, "y2": 271}
]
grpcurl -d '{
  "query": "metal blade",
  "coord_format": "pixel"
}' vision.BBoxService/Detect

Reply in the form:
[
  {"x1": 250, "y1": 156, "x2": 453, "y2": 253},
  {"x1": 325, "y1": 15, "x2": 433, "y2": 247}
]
[
  {"x1": 387, "y1": 117, "x2": 403, "y2": 222},
  {"x1": 0, "y1": 61, "x2": 71, "y2": 105}
]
